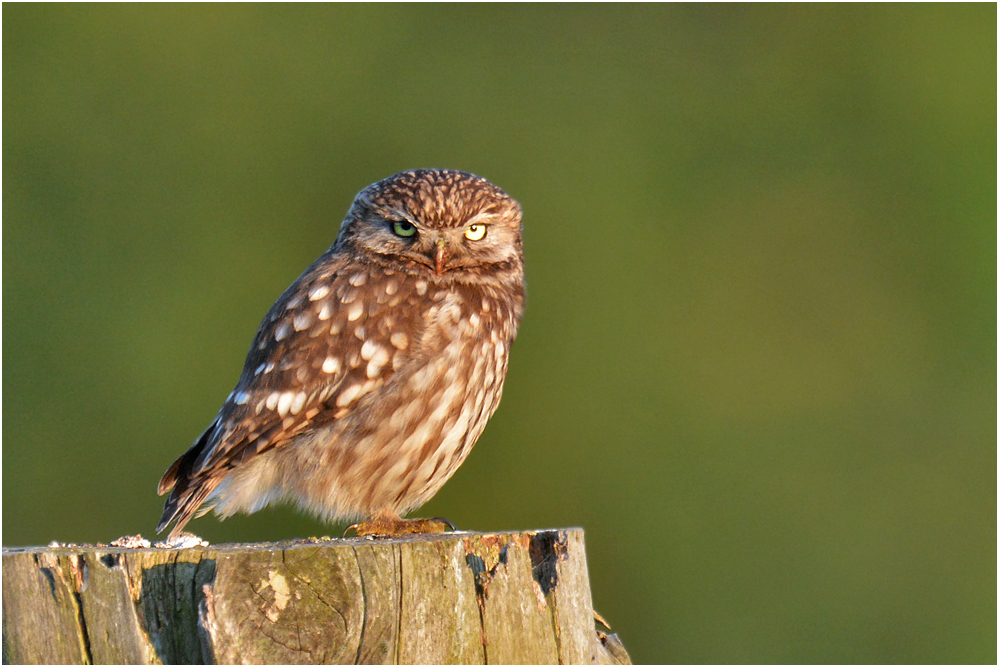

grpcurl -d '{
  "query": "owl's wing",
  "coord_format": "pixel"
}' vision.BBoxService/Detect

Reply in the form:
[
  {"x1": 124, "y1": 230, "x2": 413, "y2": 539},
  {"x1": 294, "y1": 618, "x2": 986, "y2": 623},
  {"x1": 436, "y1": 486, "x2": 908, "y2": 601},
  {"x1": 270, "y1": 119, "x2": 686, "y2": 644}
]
[{"x1": 157, "y1": 253, "x2": 423, "y2": 536}]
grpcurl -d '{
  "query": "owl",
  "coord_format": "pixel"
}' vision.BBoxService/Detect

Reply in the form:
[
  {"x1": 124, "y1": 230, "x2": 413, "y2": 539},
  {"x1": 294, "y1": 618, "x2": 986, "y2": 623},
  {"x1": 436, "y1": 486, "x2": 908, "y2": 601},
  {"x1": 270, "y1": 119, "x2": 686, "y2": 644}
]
[{"x1": 157, "y1": 169, "x2": 525, "y2": 538}]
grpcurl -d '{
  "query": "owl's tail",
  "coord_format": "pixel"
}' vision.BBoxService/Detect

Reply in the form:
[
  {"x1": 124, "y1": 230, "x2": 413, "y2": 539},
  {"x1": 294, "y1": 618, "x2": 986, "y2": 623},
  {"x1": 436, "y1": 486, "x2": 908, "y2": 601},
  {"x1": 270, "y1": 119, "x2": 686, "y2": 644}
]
[{"x1": 156, "y1": 423, "x2": 223, "y2": 539}]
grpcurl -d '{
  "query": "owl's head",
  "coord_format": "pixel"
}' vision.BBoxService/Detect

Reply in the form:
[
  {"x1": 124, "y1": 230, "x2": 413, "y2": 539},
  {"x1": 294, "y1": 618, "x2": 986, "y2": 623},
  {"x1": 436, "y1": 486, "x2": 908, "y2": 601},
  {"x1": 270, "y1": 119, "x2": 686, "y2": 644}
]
[{"x1": 336, "y1": 169, "x2": 523, "y2": 284}]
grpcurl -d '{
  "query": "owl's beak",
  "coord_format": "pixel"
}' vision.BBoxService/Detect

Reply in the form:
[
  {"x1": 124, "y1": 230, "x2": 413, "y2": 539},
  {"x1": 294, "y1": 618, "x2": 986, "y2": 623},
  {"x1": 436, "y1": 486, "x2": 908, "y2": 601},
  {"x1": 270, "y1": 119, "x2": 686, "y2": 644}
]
[{"x1": 434, "y1": 240, "x2": 448, "y2": 276}]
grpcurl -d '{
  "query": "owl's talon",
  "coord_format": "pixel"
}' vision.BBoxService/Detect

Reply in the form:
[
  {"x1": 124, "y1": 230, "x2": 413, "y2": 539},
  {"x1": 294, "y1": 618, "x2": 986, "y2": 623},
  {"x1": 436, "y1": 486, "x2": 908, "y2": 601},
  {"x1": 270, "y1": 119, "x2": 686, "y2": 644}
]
[
  {"x1": 344, "y1": 516, "x2": 457, "y2": 538},
  {"x1": 433, "y1": 517, "x2": 458, "y2": 531}
]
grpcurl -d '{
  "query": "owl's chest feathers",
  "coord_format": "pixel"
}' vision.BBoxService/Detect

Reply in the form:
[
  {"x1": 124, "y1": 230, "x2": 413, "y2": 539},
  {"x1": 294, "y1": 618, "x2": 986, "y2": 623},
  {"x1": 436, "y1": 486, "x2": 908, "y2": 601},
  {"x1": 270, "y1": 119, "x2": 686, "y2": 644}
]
[
  {"x1": 409, "y1": 280, "x2": 518, "y2": 361},
  {"x1": 267, "y1": 286, "x2": 514, "y2": 517}
]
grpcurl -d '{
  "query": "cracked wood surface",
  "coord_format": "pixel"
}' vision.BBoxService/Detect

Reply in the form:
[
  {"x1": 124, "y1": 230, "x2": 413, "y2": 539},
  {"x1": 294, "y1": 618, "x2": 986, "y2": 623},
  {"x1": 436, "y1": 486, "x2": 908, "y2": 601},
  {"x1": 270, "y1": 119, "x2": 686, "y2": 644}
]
[{"x1": 2, "y1": 528, "x2": 630, "y2": 665}]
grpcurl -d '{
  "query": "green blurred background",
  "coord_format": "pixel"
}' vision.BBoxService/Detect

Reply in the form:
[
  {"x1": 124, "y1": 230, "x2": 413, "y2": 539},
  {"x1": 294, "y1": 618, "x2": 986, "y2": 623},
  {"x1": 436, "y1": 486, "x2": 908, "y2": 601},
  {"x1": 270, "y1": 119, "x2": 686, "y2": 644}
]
[{"x1": 3, "y1": 4, "x2": 995, "y2": 663}]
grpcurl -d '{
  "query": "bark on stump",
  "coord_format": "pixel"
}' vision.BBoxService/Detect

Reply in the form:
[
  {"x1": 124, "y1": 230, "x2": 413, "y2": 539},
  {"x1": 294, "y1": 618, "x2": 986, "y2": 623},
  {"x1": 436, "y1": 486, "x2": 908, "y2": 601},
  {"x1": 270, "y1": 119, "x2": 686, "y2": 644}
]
[{"x1": 2, "y1": 528, "x2": 630, "y2": 664}]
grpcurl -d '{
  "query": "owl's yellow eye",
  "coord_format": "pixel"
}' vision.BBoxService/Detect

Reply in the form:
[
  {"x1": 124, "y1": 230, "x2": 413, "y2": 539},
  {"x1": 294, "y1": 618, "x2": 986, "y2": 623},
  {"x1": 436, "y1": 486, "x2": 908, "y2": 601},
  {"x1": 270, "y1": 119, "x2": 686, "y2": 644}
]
[
  {"x1": 392, "y1": 220, "x2": 417, "y2": 238},
  {"x1": 464, "y1": 224, "x2": 487, "y2": 241}
]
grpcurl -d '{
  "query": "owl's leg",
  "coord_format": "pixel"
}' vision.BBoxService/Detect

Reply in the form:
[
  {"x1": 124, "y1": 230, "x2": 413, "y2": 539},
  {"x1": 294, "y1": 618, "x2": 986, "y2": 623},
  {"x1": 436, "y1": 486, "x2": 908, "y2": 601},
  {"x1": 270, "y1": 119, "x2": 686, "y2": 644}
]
[{"x1": 345, "y1": 511, "x2": 456, "y2": 537}]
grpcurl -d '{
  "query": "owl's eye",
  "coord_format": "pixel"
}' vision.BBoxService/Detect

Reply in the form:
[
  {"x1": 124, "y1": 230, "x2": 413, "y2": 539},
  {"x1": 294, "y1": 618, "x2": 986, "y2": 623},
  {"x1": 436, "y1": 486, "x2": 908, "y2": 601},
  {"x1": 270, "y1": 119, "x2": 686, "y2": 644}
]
[
  {"x1": 464, "y1": 224, "x2": 487, "y2": 241},
  {"x1": 391, "y1": 220, "x2": 417, "y2": 238}
]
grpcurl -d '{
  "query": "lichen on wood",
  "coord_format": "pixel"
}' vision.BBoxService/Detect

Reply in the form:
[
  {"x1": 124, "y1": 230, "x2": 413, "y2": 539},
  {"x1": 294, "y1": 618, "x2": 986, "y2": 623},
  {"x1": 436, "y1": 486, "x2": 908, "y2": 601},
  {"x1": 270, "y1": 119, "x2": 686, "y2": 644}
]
[{"x1": 2, "y1": 528, "x2": 629, "y2": 665}]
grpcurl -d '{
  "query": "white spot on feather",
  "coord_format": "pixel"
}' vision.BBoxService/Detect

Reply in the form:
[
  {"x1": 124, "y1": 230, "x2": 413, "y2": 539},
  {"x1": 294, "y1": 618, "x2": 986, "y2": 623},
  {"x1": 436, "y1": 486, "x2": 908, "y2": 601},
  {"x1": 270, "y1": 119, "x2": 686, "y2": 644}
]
[
  {"x1": 363, "y1": 344, "x2": 390, "y2": 378},
  {"x1": 322, "y1": 357, "x2": 341, "y2": 374},
  {"x1": 293, "y1": 311, "x2": 314, "y2": 331},
  {"x1": 308, "y1": 285, "x2": 330, "y2": 301},
  {"x1": 346, "y1": 301, "x2": 363, "y2": 321},
  {"x1": 274, "y1": 321, "x2": 292, "y2": 341},
  {"x1": 390, "y1": 332, "x2": 409, "y2": 349},
  {"x1": 360, "y1": 340, "x2": 380, "y2": 360},
  {"x1": 336, "y1": 384, "x2": 363, "y2": 407},
  {"x1": 277, "y1": 391, "x2": 295, "y2": 417}
]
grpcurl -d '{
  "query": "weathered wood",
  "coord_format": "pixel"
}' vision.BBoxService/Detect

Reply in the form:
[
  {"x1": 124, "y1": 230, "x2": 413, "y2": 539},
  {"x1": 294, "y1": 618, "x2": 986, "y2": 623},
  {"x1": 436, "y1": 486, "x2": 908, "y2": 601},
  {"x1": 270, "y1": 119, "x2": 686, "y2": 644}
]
[{"x1": 2, "y1": 528, "x2": 630, "y2": 665}]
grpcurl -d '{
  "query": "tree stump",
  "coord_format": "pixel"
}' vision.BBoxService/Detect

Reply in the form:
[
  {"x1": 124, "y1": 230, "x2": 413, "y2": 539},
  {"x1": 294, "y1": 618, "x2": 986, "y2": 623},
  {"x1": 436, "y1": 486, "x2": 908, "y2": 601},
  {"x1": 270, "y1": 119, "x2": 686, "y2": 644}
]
[{"x1": 2, "y1": 528, "x2": 630, "y2": 664}]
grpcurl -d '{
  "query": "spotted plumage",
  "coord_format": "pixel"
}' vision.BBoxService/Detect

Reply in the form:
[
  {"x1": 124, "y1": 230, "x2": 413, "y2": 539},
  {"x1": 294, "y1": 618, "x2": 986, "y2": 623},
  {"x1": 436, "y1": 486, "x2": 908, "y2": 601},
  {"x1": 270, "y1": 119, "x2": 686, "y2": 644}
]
[{"x1": 157, "y1": 169, "x2": 525, "y2": 538}]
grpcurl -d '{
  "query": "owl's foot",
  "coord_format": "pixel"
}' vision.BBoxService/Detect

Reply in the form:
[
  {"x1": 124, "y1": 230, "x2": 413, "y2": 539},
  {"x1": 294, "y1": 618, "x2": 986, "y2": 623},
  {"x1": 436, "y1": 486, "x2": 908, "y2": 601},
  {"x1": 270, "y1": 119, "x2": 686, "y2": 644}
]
[{"x1": 345, "y1": 514, "x2": 457, "y2": 538}]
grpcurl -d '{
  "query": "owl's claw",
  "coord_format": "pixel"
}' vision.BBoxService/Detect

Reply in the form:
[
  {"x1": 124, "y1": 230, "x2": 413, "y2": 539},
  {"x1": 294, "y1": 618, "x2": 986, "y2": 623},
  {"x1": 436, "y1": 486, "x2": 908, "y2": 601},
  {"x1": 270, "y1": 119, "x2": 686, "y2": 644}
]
[{"x1": 344, "y1": 516, "x2": 457, "y2": 538}]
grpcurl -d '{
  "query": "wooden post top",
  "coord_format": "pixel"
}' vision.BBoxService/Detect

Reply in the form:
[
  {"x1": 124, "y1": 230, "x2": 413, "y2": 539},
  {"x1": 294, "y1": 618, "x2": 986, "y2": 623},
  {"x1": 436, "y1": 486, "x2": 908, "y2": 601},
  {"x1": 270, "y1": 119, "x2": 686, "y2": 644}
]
[{"x1": 3, "y1": 528, "x2": 630, "y2": 665}]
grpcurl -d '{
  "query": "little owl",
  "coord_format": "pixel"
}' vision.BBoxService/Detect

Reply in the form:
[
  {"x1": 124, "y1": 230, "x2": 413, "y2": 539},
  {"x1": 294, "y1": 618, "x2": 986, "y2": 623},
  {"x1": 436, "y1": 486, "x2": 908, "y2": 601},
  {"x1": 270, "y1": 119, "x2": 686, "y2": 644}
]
[{"x1": 157, "y1": 169, "x2": 525, "y2": 538}]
